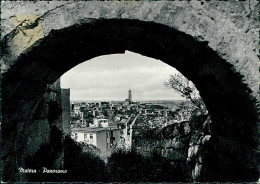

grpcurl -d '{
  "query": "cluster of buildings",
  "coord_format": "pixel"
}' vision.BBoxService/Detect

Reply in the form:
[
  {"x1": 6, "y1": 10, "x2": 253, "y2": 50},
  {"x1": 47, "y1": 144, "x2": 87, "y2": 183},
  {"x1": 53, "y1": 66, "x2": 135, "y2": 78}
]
[
  {"x1": 69, "y1": 89, "x2": 183, "y2": 156},
  {"x1": 70, "y1": 89, "x2": 137, "y2": 128}
]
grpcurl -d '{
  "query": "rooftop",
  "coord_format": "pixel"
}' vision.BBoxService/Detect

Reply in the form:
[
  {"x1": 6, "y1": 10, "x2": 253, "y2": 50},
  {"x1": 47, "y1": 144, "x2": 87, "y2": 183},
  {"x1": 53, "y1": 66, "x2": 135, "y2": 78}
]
[
  {"x1": 71, "y1": 127, "x2": 119, "y2": 133},
  {"x1": 97, "y1": 118, "x2": 108, "y2": 121}
]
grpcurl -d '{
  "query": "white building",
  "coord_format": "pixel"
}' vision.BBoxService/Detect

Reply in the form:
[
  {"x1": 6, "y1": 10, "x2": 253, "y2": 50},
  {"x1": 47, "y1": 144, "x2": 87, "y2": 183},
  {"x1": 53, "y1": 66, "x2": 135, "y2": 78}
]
[
  {"x1": 71, "y1": 118, "x2": 120, "y2": 152},
  {"x1": 71, "y1": 127, "x2": 120, "y2": 152}
]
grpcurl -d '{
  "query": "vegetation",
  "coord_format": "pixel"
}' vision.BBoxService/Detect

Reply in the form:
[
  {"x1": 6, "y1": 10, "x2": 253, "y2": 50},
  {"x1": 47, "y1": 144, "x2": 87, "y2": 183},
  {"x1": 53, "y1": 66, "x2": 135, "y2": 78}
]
[
  {"x1": 164, "y1": 73, "x2": 208, "y2": 120},
  {"x1": 106, "y1": 149, "x2": 186, "y2": 182},
  {"x1": 63, "y1": 135, "x2": 107, "y2": 182}
]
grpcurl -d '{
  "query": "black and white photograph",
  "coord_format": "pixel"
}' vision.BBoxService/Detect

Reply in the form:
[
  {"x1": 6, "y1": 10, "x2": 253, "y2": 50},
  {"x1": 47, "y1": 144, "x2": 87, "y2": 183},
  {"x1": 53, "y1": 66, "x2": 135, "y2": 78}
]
[{"x1": 0, "y1": 0, "x2": 259, "y2": 182}]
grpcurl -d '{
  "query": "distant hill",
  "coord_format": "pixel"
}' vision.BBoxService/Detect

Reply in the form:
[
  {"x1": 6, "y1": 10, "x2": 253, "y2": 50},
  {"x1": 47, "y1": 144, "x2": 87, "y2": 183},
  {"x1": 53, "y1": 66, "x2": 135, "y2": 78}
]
[{"x1": 71, "y1": 99, "x2": 187, "y2": 104}]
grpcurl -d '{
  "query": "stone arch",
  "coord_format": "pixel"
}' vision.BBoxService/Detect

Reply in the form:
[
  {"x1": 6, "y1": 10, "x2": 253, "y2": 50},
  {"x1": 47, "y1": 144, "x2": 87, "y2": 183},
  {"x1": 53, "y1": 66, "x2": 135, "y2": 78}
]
[
  {"x1": 1, "y1": 18, "x2": 259, "y2": 182},
  {"x1": 1, "y1": 1, "x2": 258, "y2": 95}
]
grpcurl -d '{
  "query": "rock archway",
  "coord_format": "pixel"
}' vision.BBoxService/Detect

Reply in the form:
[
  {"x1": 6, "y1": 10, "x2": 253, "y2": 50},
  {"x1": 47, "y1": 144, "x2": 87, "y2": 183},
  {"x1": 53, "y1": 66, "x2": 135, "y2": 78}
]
[{"x1": 1, "y1": 1, "x2": 259, "y2": 182}]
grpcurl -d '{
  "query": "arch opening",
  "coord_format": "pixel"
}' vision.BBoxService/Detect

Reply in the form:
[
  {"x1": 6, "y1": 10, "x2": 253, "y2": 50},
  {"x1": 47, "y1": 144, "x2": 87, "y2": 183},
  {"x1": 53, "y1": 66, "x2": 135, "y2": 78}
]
[{"x1": 59, "y1": 52, "x2": 205, "y2": 182}]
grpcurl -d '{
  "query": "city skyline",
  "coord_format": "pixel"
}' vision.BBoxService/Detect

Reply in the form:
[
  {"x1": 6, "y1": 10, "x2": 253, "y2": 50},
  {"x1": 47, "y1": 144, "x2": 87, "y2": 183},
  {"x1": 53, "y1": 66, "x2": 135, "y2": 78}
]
[{"x1": 61, "y1": 51, "x2": 185, "y2": 101}]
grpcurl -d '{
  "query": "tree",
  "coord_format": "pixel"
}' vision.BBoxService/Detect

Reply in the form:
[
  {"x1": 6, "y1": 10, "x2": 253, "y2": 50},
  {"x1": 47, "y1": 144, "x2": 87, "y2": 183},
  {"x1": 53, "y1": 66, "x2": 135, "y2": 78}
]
[{"x1": 164, "y1": 73, "x2": 208, "y2": 119}]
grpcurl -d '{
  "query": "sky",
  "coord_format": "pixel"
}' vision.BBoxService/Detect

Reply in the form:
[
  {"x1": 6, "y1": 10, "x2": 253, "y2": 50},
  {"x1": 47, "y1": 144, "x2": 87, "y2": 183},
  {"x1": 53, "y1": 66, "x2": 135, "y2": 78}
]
[{"x1": 60, "y1": 51, "x2": 185, "y2": 101}]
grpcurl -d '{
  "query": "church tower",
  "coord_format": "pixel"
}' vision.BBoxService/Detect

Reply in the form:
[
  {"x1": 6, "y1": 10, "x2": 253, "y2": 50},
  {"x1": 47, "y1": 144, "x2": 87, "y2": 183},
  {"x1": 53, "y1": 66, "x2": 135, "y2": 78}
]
[{"x1": 128, "y1": 89, "x2": 132, "y2": 103}]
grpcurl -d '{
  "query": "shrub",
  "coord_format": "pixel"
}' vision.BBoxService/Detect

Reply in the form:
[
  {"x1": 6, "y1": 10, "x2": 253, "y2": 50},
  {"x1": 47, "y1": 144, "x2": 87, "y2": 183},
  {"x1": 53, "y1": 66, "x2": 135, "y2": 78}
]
[{"x1": 106, "y1": 149, "x2": 186, "y2": 182}]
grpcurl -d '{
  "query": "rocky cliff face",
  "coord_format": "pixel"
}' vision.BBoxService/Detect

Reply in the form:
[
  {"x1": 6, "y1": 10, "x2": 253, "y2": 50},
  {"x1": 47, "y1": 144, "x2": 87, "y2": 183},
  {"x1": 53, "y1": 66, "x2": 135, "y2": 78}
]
[
  {"x1": 133, "y1": 114, "x2": 259, "y2": 181},
  {"x1": 133, "y1": 115, "x2": 211, "y2": 181}
]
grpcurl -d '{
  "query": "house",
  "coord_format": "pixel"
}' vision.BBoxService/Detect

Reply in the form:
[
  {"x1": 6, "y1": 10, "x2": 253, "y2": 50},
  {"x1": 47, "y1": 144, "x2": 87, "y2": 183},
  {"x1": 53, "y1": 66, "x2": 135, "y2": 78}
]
[
  {"x1": 71, "y1": 118, "x2": 120, "y2": 152},
  {"x1": 71, "y1": 127, "x2": 120, "y2": 152}
]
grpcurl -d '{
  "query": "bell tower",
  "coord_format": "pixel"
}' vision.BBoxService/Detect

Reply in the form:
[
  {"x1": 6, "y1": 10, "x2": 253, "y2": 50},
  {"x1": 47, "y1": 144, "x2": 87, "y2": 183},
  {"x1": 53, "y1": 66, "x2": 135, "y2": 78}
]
[{"x1": 128, "y1": 89, "x2": 132, "y2": 103}]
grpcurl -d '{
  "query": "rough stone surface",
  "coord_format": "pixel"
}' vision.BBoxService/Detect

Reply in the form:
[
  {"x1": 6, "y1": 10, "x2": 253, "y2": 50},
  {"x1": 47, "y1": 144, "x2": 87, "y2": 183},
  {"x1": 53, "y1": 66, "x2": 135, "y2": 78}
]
[
  {"x1": 61, "y1": 89, "x2": 71, "y2": 135},
  {"x1": 133, "y1": 116, "x2": 213, "y2": 181},
  {"x1": 1, "y1": 79, "x2": 65, "y2": 181}
]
